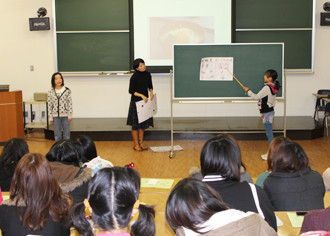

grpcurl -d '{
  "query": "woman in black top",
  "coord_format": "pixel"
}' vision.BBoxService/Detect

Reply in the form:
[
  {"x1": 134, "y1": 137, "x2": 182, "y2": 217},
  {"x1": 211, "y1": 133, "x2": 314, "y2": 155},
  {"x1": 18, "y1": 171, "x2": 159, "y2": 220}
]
[
  {"x1": 200, "y1": 134, "x2": 277, "y2": 231},
  {"x1": 127, "y1": 58, "x2": 154, "y2": 151}
]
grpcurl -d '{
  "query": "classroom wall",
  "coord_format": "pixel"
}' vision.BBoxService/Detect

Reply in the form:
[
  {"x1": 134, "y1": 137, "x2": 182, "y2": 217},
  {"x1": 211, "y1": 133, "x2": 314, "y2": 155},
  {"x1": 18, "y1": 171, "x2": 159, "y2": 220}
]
[{"x1": 1, "y1": 0, "x2": 329, "y2": 118}]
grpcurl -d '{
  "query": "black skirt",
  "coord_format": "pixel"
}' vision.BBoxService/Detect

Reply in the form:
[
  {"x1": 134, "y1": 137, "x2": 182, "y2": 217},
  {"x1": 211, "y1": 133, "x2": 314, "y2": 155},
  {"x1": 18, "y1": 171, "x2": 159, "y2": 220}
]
[{"x1": 127, "y1": 100, "x2": 154, "y2": 130}]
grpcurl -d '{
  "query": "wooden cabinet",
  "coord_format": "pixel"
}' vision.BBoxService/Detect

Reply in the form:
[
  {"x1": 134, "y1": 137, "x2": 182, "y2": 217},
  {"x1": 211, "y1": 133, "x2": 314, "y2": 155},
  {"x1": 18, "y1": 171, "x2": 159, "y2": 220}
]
[{"x1": 0, "y1": 91, "x2": 24, "y2": 143}]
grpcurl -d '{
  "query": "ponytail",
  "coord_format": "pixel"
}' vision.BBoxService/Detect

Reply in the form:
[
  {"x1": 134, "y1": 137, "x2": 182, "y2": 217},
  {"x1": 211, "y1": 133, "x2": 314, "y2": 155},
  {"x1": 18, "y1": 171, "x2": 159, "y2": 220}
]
[
  {"x1": 274, "y1": 80, "x2": 281, "y2": 91},
  {"x1": 131, "y1": 204, "x2": 156, "y2": 236},
  {"x1": 70, "y1": 202, "x2": 93, "y2": 236},
  {"x1": 265, "y1": 69, "x2": 280, "y2": 91}
]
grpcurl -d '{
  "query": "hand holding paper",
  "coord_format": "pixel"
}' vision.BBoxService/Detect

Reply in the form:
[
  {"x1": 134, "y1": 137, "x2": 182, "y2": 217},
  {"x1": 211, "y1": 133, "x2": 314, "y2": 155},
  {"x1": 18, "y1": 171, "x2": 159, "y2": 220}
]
[{"x1": 136, "y1": 93, "x2": 157, "y2": 123}]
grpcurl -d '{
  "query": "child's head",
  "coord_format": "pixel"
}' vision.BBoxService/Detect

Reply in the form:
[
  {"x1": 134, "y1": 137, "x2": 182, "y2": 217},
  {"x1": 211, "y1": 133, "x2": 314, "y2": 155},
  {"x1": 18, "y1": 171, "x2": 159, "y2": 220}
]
[
  {"x1": 0, "y1": 137, "x2": 29, "y2": 171},
  {"x1": 265, "y1": 69, "x2": 278, "y2": 82},
  {"x1": 74, "y1": 135, "x2": 97, "y2": 163},
  {"x1": 51, "y1": 72, "x2": 64, "y2": 88},
  {"x1": 71, "y1": 167, "x2": 155, "y2": 236},
  {"x1": 200, "y1": 134, "x2": 241, "y2": 181},
  {"x1": 10, "y1": 153, "x2": 72, "y2": 231},
  {"x1": 268, "y1": 138, "x2": 309, "y2": 173},
  {"x1": 267, "y1": 136, "x2": 290, "y2": 171},
  {"x1": 46, "y1": 140, "x2": 80, "y2": 166},
  {"x1": 166, "y1": 178, "x2": 228, "y2": 234},
  {"x1": 133, "y1": 58, "x2": 146, "y2": 72}
]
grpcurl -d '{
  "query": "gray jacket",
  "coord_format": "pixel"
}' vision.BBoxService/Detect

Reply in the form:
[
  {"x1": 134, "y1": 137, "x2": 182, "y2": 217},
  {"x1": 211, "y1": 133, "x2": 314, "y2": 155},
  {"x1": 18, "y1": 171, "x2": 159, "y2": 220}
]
[{"x1": 264, "y1": 167, "x2": 325, "y2": 211}]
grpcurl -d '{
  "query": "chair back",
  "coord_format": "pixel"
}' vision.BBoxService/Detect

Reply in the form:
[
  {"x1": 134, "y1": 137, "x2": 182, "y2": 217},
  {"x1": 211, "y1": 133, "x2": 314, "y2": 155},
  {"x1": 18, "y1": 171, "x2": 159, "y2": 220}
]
[
  {"x1": 316, "y1": 89, "x2": 330, "y2": 107},
  {"x1": 317, "y1": 89, "x2": 330, "y2": 95},
  {"x1": 325, "y1": 102, "x2": 330, "y2": 115}
]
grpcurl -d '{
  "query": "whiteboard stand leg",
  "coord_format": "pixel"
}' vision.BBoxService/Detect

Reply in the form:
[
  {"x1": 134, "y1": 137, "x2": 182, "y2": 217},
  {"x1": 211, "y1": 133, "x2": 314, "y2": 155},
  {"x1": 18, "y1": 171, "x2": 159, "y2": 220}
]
[
  {"x1": 170, "y1": 70, "x2": 174, "y2": 159},
  {"x1": 284, "y1": 70, "x2": 287, "y2": 137},
  {"x1": 170, "y1": 115, "x2": 173, "y2": 159}
]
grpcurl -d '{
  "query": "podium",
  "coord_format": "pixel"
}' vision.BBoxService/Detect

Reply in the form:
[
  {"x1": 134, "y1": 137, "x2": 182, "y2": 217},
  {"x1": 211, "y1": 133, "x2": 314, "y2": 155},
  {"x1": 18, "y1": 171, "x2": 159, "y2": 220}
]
[{"x1": 0, "y1": 91, "x2": 24, "y2": 143}]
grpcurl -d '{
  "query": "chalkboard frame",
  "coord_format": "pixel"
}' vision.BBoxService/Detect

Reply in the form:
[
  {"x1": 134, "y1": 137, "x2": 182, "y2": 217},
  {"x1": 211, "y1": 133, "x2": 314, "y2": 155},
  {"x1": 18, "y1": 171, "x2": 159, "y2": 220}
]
[{"x1": 172, "y1": 43, "x2": 284, "y2": 100}]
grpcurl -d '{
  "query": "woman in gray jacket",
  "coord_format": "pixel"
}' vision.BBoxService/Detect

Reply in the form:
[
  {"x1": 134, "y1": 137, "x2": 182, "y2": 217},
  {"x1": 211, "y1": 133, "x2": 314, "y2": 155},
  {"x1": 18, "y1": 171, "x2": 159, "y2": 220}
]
[{"x1": 264, "y1": 137, "x2": 325, "y2": 211}]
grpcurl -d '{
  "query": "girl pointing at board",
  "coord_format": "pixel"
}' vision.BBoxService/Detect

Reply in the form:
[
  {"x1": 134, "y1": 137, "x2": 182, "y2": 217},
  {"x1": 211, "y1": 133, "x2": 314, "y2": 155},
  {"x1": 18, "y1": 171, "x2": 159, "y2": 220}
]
[{"x1": 243, "y1": 69, "x2": 280, "y2": 160}]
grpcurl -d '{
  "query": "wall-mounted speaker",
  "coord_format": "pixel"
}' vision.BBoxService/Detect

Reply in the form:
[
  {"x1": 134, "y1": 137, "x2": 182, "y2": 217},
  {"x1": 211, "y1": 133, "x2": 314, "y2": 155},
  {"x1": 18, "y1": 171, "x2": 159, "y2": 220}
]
[{"x1": 29, "y1": 17, "x2": 50, "y2": 31}]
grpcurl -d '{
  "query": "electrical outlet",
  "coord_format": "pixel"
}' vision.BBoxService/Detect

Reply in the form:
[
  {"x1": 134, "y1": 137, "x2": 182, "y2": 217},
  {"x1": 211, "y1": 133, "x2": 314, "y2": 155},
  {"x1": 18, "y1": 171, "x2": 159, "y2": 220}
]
[{"x1": 30, "y1": 65, "x2": 34, "y2": 71}]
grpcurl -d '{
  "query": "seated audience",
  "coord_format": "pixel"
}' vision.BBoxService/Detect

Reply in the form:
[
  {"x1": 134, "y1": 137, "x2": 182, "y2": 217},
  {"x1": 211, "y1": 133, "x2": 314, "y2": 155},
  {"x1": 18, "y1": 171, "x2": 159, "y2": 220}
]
[
  {"x1": 46, "y1": 139, "x2": 93, "y2": 204},
  {"x1": 255, "y1": 136, "x2": 289, "y2": 188},
  {"x1": 71, "y1": 167, "x2": 155, "y2": 236},
  {"x1": 300, "y1": 207, "x2": 330, "y2": 234},
  {"x1": 74, "y1": 135, "x2": 113, "y2": 175},
  {"x1": 263, "y1": 138, "x2": 325, "y2": 211},
  {"x1": 166, "y1": 178, "x2": 277, "y2": 236},
  {"x1": 0, "y1": 153, "x2": 72, "y2": 235},
  {"x1": 323, "y1": 168, "x2": 330, "y2": 191},
  {"x1": 200, "y1": 134, "x2": 277, "y2": 231},
  {"x1": 0, "y1": 137, "x2": 29, "y2": 191}
]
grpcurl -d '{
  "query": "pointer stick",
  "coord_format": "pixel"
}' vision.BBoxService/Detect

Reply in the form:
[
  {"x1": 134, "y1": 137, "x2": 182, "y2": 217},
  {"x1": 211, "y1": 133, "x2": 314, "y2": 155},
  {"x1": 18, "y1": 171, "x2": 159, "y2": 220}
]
[{"x1": 227, "y1": 69, "x2": 244, "y2": 88}]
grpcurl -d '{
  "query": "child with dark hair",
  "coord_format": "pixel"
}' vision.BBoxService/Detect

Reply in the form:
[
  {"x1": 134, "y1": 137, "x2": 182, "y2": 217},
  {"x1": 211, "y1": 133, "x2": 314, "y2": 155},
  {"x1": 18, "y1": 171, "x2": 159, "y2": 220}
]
[
  {"x1": 74, "y1": 135, "x2": 98, "y2": 163},
  {"x1": 71, "y1": 167, "x2": 156, "y2": 236},
  {"x1": 74, "y1": 135, "x2": 113, "y2": 175},
  {"x1": 127, "y1": 58, "x2": 154, "y2": 151},
  {"x1": 200, "y1": 134, "x2": 277, "y2": 231},
  {"x1": 255, "y1": 136, "x2": 289, "y2": 188},
  {"x1": 166, "y1": 178, "x2": 276, "y2": 236},
  {"x1": 0, "y1": 138, "x2": 29, "y2": 191},
  {"x1": 0, "y1": 153, "x2": 72, "y2": 235},
  {"x1": 48, "y1": 72, "x2": 73, "y2": 141},
  {"x1": 263, "y1": 139, "x2": 325, "y2": 211},
  {"x1": 243, "y1": 69, "x2": 280, "y2": 160},
  {"x1": 189, "y1": 161, "x2": 253, "y2": 184},
  {"x1": 46, "y1": 139, "x2": 93, "y2": 204}
]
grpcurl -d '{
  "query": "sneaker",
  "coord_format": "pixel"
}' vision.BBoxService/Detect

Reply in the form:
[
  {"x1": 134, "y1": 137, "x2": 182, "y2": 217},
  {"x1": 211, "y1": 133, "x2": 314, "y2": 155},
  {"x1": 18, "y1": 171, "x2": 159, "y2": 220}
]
[{"x1": 261, "y1": 153, "x2": 268, "y2": 160}]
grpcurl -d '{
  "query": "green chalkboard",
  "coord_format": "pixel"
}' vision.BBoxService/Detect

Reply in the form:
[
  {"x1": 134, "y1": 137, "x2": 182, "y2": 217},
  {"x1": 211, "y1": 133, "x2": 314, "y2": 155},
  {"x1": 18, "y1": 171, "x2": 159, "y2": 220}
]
[
  {"x1": 57, "y1": 33, "x2": 130, "y2": 72},
  {"x1": 235, "y1": 0, "x2": 314, "y2": 70},
  {"x1": 55, "y1": 0, "x2": 129, "y2": 31},
  {"x1": 235, "y1": 0, "x2": 313, "y2": 29},
  {"x1": 54, "y1": 0, "x2": 313, "y2": 72},
  {"x1": 236, "y1": 31, "x2": 312, "y2": 69},
  {"x1": 55, "y1": 0, "x2": 131, "y2": 72},
  {"x1": 173, "y1": 44, "x2": 283, "y2": 99}
]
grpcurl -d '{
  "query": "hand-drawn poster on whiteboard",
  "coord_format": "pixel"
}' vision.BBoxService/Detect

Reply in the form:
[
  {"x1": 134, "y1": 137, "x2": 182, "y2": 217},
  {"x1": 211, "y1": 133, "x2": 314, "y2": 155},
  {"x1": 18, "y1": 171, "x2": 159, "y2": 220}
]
[{"x1": 200, "y1": 57, "x2": 233, "y2": 81}]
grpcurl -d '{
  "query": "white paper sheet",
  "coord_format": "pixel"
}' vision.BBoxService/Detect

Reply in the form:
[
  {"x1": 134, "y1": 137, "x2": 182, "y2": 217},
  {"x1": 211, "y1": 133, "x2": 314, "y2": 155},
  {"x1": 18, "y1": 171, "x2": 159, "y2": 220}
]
[
  {"x1": 136, "y1": 93, "x2": 157, "y2": 123},
  {"x1": 200, "y1": 57, "x2": 233, "y2": 81}
]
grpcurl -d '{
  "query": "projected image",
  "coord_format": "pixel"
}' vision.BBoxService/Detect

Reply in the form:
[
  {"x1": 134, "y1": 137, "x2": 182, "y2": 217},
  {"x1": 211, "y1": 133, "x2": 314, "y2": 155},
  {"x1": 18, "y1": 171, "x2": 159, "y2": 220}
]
[{"x1": 149, "y1": 17, "x2": 215, "y2": 59}]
